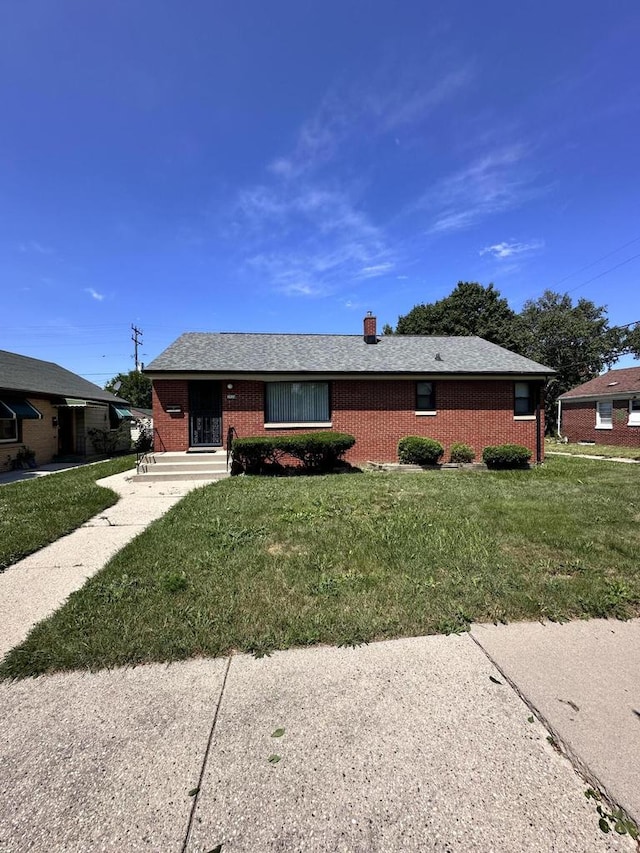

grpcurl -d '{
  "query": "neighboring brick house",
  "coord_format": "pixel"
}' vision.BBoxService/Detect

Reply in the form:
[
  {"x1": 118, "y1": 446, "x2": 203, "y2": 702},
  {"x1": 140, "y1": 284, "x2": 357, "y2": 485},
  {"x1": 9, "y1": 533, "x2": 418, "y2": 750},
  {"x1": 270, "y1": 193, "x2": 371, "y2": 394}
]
[
  {"x1": 558, "y1": 367, "x2": 640, "y2": 447},
  {"x1": 0, "y1": 349, "x2": 133, "y2": 472},
  {"x1": 145, "y1": 315, "x2": 553, "y2": 464}
]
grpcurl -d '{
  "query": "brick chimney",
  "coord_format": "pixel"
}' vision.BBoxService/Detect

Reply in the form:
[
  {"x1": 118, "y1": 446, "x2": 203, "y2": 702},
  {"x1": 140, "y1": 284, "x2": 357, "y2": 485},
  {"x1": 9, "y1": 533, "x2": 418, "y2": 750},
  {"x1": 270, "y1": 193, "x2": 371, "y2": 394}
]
[{"x1": 363, "y1": 311, "x2": 377, "y2": 344}]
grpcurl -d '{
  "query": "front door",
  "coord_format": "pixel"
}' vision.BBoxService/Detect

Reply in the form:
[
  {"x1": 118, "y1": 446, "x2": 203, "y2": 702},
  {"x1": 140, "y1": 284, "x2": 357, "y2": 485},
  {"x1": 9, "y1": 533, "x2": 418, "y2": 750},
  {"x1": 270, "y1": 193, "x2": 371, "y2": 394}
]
[
  {"x1": 189, "y1": 381, "x2": 222, "y2": 447},
  {"x1": 58, "y1": 407, "x2": 75, "y2": 455}
]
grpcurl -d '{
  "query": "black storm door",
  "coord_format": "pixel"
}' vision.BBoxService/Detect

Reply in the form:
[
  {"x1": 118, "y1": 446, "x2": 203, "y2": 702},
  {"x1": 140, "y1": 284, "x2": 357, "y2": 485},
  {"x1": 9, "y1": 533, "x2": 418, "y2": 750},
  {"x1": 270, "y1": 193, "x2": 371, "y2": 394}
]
[{"x1": 189, "y1": 381, "x2": 222, "y2": 446}]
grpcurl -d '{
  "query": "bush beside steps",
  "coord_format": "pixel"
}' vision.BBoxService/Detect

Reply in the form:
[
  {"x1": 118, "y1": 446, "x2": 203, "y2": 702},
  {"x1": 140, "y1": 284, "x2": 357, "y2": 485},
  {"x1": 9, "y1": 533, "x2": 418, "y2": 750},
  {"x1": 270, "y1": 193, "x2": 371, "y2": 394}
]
[{"x1": 232, "y1": 432, "x2": 356, "y2": 475}]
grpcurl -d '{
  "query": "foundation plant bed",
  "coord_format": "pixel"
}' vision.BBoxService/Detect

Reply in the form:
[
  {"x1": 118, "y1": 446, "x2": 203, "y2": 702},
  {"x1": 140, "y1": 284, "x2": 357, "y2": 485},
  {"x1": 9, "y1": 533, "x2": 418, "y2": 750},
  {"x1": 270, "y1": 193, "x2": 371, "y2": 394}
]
[{"x1": 2, "y1": 455, "x2": 639, "y2": 680}]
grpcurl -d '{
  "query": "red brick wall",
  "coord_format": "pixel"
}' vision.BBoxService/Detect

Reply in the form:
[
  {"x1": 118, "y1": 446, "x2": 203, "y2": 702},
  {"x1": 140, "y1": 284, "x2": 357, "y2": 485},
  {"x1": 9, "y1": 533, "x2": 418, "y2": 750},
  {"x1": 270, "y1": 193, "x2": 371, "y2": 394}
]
[
  {"x1": 561, "y1": 399, "x2": 640, "y2": 447},
  {"x1": 153, "y1": 378, "x2": 545, "y2": 462},
  {"x1": 152, "y1": 380, "x2": 190, "y2": 451}
]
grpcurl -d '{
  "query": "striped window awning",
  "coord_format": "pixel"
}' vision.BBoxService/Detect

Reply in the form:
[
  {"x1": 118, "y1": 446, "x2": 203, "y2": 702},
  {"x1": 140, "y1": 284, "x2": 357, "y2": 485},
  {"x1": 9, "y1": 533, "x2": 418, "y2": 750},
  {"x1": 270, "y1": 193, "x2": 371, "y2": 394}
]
[
  {"x1": 0, "y1": 399, "x2": 42, "y2": 419},
  {"x1": 57, "y1": 398, "x2": 106, "y2": 408},
  {"x1": 111, "y1": 405, "x2": 134, "y2": 419}
]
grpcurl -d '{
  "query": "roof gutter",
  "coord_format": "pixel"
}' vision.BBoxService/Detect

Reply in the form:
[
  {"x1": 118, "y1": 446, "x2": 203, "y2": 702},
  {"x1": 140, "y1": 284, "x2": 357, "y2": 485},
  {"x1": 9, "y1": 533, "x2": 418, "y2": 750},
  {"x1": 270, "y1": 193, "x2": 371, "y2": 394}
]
[{"x1": 144, "y1": 370, "x2": 554, "y2": 381}]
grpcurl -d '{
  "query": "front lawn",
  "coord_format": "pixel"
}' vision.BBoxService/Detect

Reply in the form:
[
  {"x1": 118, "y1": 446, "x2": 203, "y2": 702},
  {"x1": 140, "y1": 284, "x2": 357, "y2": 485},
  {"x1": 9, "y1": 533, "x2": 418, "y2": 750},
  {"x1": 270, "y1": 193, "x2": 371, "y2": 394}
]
[
  {"x1": 546, "y1": 439, "x2": 640, "y2": 460},
  {"x1": 0, "y1": 456, "x2": 135, "y2": 570},
  {"x1": 2, "y1": 456, "x2": 639, "y2": 679}
]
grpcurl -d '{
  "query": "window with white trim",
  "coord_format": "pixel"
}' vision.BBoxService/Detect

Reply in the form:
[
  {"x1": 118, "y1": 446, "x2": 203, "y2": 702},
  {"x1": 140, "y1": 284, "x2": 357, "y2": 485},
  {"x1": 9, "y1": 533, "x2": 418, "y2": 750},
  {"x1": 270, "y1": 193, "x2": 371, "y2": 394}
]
[
  {"x1": 416, "y1": 381, "x2": 436, "y2": 412},
  {"x1": 514, "y1": 381, "x2": 536, "y2": 416},
  {"x1": 629, "y1": 400, "x2": 640, "y2": 426},
  {"x1": 596, "y1": 400, "x2": 613, "y2": 429},
  {"x1": 265, "y1": 382, "x2": 330, "y2": 424}
]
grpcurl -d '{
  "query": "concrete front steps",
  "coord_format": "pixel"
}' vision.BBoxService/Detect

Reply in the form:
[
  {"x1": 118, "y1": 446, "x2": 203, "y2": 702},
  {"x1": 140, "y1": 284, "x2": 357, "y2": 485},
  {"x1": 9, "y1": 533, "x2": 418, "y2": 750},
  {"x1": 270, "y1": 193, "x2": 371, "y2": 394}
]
[{"x1": 131, "y1": 450, "x2": 230, "y2": 482}]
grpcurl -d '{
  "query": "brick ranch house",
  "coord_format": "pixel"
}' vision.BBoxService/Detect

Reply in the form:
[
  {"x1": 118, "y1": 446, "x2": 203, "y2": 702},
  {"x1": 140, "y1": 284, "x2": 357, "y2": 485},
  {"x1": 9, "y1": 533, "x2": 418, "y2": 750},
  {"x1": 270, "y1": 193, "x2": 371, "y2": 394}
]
[
  {"x1": 0, "y1": 349, "x2": 133, "y2": 472},
  {"x1": 558, "y1": 366, "x2": 640, "y2": 447},
  {"x1": 145, "y1": 315, "x2": 553, "y2": 464}
]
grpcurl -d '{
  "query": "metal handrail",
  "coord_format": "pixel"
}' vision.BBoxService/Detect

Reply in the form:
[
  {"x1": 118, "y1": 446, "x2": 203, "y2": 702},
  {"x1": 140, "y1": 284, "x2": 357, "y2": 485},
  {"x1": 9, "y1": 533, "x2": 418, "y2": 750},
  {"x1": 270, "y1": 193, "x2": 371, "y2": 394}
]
[
  {"x1": 226, "y1": 425, "x2": 238, "y2": 468},
  {"x1": 136, "y1": 426, "x2": 163, "y2": 473}
]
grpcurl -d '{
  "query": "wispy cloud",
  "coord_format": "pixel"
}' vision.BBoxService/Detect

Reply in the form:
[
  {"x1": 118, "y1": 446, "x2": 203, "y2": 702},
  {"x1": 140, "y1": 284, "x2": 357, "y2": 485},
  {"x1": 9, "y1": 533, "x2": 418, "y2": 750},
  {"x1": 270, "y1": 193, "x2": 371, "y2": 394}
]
[
  {"x1": 19, "y1": 240, "x2": 54, "y2": 255},
  {"x1": 234, "y1": 61, "x2": 476, "y2": 296},
  {"x1": 419, "y1": 145, "x2": 545, "y2": 234},
  {"x1": 237, "y1": 183, "x2": 393, "y2": 297},
  {"x1": 267, "y1": 64, "x2": 474, "y2": 179},
  {"x1": 363, "y1": 66, "x2": 474, "y2": 134},
  {"x1": 84, "y1": 287, "x2": 105, "y2": 301},
  {"x1": 358, "y1": 262, "x2": 395, "y2": 279},
  {"x1": 480, "y1": 239, "x2": 544, "y2": 259}
]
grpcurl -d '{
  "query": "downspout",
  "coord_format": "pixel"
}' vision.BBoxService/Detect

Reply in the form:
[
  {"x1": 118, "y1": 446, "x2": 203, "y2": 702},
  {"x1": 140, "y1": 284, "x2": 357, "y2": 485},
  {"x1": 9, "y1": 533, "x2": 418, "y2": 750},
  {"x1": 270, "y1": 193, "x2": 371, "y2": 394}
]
[
  {"x1": 557, "y1": 398, "x2": 563, "y2": 441},
  {"x1": 535, "y1": 399, "x2": 542, "y2": 464}
]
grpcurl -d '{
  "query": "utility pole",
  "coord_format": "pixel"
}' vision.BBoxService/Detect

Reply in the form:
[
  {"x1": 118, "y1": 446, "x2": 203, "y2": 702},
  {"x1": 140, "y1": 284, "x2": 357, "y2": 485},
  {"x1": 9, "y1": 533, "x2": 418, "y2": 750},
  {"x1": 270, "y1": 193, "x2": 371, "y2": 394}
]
[{"x1": 131, "y1": 324, "x2": 143, "y2": 372}]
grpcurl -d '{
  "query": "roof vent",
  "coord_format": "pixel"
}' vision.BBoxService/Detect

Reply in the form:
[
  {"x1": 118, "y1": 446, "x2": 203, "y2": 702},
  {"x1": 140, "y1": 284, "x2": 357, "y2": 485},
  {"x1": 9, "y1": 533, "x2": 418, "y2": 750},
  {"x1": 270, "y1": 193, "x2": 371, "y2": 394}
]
[
  {"x1": 607, "y1": 381, "x2": 618, "y2": 386},
  {"x1": 435, "y1": 352, "x2": 443, "y2": 361},
  {"x1": 363, "y1": 311, "x2": 378, "y2": 344}
]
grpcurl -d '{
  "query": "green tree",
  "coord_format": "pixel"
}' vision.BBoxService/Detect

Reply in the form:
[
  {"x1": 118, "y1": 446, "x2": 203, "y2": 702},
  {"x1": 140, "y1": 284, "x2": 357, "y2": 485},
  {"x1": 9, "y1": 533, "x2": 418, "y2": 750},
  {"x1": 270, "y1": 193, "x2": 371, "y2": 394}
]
[
  {"x1": 393, "y1": 282, "x2": 525, "y2": 352},
  {"x1": 105, "y1": 371, "x2": 152, "y2": 409},
  {"x1": 520, "y1": 291, "x2": 624, "y2": 432},
  {"x1": 624, "y1": 323, "x2": 640, "y2": 357}
]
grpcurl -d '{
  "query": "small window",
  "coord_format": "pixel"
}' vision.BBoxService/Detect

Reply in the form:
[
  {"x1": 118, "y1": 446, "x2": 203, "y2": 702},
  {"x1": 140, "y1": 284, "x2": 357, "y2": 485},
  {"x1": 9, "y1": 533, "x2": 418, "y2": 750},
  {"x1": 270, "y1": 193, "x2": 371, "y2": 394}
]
[
  {"x1": 416, "y1": 381, "x2": 435, "y2": 411},
  {"x1": 0, "y1": 401, "x2": 19, "y2": 443},
  {"x1": 0, "y1": 417, "x2": 18, "y2": 442},
  {"x1": 265, "y1": 382, "x2": 330, "y2": 424},
  {"x1": 514, "y1": 382, "x2": 535, "y2": 416},
  {"x1": 596, "y1": 401, "x2": 613, "y2": 429},
  {"x1": 629, "y1": 400, "x2": 640, "y2": 426}
]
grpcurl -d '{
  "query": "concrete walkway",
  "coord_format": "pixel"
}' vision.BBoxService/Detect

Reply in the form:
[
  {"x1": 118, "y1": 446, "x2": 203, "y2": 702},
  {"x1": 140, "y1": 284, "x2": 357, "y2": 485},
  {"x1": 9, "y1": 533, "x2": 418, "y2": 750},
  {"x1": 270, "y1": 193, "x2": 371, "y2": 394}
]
[
  {"x1": 471, "y1": 619, "x2": 640, "y2": 826},
  {"x1": 0, "y1": 469, "x2": 216, "y2": 658},
  {"x1": 1, "y1": 632, "x2": 638, "y2": 853},
  {"x1": 547, "y1": 450, "x2": 640, "y2": 464}
]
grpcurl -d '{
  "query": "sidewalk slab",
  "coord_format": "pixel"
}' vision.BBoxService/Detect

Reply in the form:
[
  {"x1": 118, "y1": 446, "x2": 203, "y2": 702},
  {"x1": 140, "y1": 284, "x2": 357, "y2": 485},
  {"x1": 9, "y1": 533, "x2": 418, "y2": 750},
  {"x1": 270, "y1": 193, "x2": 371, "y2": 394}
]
[
  {"x1": 0, "y1": 659, "x2": 227, "y2": 853},
  {"x1": 187, "y1": 635, "x2": 633, "y2": 852},
  {"x1": 471, "y1": 619, "x2": 640, "y2": 824}
]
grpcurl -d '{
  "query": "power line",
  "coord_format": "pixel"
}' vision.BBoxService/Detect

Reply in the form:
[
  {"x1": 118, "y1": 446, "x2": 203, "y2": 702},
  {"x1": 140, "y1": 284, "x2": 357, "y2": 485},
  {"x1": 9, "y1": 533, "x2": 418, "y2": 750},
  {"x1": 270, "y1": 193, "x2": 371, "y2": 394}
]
[
  {"x1": 565, "y1": 251, "x2": 640, "y2": 295},
  {"x1": 549, "y1": 235, "x2": 640, "y2": 290}
]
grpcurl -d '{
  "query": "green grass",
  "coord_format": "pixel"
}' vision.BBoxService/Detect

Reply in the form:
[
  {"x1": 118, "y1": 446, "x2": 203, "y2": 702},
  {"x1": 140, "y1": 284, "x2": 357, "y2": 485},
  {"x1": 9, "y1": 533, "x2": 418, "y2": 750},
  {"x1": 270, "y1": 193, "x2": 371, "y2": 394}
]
[
  {"x1": 2, "y1": 455, "x2": 639, "y2": 679},
  {"x1": 0, "y1": 456, "x2": 135, "y2": 570},
  {"x1": 546, "y1": 439, "x2": 640, "y2": 460}
]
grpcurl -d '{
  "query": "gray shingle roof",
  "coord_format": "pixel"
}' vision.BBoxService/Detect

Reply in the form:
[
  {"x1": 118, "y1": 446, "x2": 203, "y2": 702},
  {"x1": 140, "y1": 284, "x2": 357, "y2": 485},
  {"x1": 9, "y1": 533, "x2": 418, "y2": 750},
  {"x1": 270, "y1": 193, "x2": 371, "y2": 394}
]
[
  {"x1": 0, "y1": 350, "x2": 128, "y2": 403},
  {"x1": 146, "y1": 333, "x2": 554, "y2": 375}
]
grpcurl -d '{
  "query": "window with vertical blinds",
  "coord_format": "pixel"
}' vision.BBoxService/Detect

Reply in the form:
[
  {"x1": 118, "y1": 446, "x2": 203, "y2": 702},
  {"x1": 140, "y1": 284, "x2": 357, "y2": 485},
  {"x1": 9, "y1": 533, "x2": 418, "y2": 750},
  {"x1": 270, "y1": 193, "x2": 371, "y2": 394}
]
[
  {"x1": 596, "y1": 400, "x2": 613, "y2": 429},
  {"x1": 265, "y1": 382, "x2": 330, "y2": 424}
]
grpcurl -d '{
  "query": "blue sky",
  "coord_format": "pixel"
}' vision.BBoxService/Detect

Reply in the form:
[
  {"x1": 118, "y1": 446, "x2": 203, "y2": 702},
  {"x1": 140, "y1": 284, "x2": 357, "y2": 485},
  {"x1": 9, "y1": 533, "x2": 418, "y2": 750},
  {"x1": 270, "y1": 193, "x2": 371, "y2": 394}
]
[{"x1": 2, "y1": 0, "x2": 639, "y2": 384}]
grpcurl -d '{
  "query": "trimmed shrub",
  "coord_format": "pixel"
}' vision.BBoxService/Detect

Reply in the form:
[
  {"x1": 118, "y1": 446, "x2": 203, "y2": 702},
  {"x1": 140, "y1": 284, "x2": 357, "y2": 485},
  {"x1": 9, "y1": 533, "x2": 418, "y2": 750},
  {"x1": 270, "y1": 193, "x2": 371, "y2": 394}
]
[
  {"x1": 232, "y1": 432, "x2": 356, "y2": 474},
  {"x1": 276, "y1": 432, "x2": 356, "y2": 472},
  {"x1": 231, "y1": 436, "x2": 280, "y2": 474},
  {"x1": 482, "y1": 444, "x2": 532, "y2": 469},
  {"x1": 449, "y1": 443, "x2": 475, "y2": 464},
  {"x1": 397, "y1": 436, "x2": 444, "y2": 465}
]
